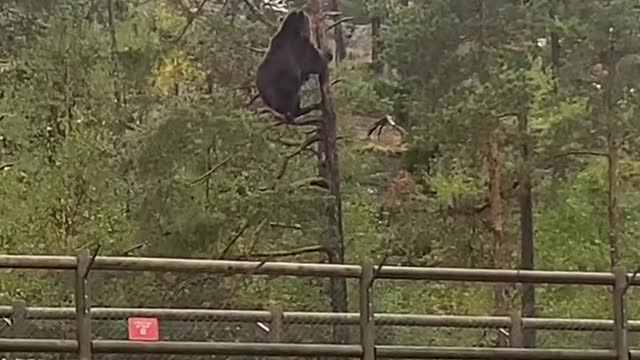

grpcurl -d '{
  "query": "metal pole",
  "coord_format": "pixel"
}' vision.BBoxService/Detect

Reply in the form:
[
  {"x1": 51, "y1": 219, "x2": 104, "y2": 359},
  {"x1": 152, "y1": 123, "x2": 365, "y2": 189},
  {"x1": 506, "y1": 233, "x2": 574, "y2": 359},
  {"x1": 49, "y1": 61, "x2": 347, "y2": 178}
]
[
  {"x1": 75, "y1": 249, "x2": 92, "y2": 360},
  {"x1": 613, "y1": 267, "x2": 628, "y2": 360},
  {"x1": 360, "y1": 259, "x2": 375, "y2": 360}
]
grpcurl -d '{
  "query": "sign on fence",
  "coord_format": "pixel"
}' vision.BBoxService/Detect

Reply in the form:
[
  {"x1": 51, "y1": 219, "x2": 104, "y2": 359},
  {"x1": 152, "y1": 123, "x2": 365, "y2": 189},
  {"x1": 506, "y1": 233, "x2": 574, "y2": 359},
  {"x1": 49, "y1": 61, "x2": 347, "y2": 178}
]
[{"x1": 127, "y1": 317, "x2": 159, "y2": 341}]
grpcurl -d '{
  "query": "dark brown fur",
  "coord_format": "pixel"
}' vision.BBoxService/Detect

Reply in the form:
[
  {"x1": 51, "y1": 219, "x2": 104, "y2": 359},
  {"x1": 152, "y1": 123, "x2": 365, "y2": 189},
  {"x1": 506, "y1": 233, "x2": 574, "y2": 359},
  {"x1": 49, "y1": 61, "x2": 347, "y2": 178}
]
[{"x1": 255, "y1": 10, "x2": 332, "y2": 123}]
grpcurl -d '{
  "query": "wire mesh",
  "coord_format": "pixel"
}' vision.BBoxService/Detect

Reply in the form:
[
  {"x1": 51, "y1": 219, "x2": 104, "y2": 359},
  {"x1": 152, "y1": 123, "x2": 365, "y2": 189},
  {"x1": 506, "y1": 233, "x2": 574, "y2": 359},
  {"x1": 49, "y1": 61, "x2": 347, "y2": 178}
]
[
  {"x1": 282, "y1": 322, "x2": 360, "y2": 344},
  {"x1": 625, "y1": 284, "x2": 640, "y2": 351},
  {"x1": 372, "y1": 279, "x2": 616, "y2": 349},
  {"x1": 93, "y1": 317, "x2": 268, "y2": 342}
]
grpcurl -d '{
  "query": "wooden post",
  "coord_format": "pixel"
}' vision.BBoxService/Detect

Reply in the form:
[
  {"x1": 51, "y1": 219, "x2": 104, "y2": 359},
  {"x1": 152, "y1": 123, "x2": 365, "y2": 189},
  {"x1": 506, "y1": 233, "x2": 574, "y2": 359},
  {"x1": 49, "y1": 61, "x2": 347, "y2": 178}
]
[
  {"x1": 613, "y1": 267, "x2": 628, "y2": 360},
  {"x1": 10, "y1": 300, "x2": 27, "y2": 338},
  {"x1": 360, "y1": 260, "x2": 375, "y2": 360},
  {"x1": 8, "y1": 300, "x2": 27, "y2": 360},
  {"x1": 75, "y1": 249, "x2": 92, "y2": 360},
  {"x1": 509, "y1": 310, "x2": 523, "y2": 348},
  {"x1": 269, "y1": 306, "x2": 283, "y2": 343}
]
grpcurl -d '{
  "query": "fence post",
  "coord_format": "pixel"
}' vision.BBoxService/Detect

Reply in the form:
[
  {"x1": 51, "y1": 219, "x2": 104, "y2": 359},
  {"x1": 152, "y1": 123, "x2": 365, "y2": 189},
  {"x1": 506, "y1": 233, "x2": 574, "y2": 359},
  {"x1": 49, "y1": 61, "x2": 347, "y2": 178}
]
[
  {"x1": 265, "y1": 306, "x2": 283, "y2": 360},
  {"x1": 268, "y1": 306, "x2": 283, "y2": 342},
  {"x1": 10, "y1": 300, "x2": 27, "y2": 338},
  {"x1": 75, "y1": 249, "x2": 92, "y2": 360},
  {"x1": 360, "y1": 259, "x2": 375, "y2": 360},
  {"x1": 8, "y1": 300, "x2": 27, "y2": 360},
  {"x1": 509, "y1": 309, "x2": 523, "y2": 348},
  {"x1": 613, "y1": 267, "x2": 628, "y2": 360}
]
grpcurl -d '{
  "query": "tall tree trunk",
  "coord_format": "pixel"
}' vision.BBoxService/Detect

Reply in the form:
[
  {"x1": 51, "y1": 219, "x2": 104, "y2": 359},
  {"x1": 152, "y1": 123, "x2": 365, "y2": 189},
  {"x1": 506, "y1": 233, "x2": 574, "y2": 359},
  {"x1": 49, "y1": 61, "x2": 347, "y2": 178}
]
[
  {"x1": 488, "y1": 127, "x2": 508, "y2": 347},
  {"x1": 604, "y1": 27, "x2": 619, "y2": 270},
  {"x1": 107, "y1": 0, "x2": 122, "y2": 104},
  {"x1": 329, "y1": 0, "x2": 346, "y2": 62},
  {"x1": 518, "y1": 110, "x2": 536, "y2": 348},
  {"x1": 371, "y1": 15, "x2": 382, "y2": 73},
  {"x1": 477, "y1": 0, "x2": 508, "y2": 347},
  {"x1": 549, "y1": 0, "x2": 560, "y2": 93},
  {"x1": 309, "y1": 0, "x2": 349, "y2": 345}
]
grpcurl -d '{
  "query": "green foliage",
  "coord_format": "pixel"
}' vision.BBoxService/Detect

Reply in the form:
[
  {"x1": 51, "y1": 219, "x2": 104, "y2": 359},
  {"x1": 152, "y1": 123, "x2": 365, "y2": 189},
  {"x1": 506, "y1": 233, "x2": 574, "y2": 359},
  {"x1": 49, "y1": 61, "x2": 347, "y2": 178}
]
[
  {"x1": 5, "y1": 0, "x2": 640, "y2": 349},
  {"x1": 333, "y1": 61, "x2": 393, "y2": 116}
]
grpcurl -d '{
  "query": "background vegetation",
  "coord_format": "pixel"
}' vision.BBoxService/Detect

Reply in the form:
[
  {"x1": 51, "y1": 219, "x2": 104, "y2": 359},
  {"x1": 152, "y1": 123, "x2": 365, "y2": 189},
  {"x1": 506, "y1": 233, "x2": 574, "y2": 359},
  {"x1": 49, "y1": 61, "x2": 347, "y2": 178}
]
[{"x1": 2, "y1": 0, "x2": 640, "y2": 349}]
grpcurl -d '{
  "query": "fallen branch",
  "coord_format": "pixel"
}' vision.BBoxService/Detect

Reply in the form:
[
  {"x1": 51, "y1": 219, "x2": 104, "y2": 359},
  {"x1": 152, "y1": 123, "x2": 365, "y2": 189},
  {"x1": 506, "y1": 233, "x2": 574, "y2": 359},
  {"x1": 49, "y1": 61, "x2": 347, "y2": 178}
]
[
  {"x1": 292, "y1": 176, "x2": 329, "y2": 190},
  {"x1": 269, "y1": 222, "x2": 303, "y2": 231},
  {"x1": 241, "y1": 44, "x2": 268, "y2": 53},
  {"x1": 0, "y1": 162, "x2": 15, "y2": 171},
  {"x1": 554, "y1": 150, "x2": 608, "y2": 158}
]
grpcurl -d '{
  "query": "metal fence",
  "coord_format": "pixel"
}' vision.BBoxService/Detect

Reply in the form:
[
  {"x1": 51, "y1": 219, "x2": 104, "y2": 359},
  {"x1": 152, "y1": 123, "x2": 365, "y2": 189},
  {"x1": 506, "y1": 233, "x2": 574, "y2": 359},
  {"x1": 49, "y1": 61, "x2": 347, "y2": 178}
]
[{"x1": 0, "y1": 251, "x2": 636, "y2": 360}]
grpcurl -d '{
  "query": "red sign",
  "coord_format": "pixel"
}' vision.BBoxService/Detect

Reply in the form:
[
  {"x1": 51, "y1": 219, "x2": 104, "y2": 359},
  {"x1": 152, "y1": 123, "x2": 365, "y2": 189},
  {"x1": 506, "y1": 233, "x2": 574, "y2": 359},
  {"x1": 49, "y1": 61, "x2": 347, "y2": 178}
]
[{"x1": 127, "y1": 317, "x2": 159, "y2": 341}]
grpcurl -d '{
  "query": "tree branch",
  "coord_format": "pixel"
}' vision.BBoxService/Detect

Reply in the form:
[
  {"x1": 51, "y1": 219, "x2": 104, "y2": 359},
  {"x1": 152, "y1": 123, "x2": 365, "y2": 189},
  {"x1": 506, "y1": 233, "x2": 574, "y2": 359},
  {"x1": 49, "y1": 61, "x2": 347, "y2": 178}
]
[
  {"x1": 189, "y1": 154, "x2": 234, "y2": 185},
  {"x1": 276, "y1": 136, "x2": 320, "y2": 180},
  {"x1": 554, "y1": 150, "x2": 608, "y2": 158},
  {"x1": 174, "y1": 0, "x2": 210, "y2": 43},
  {"x1": 219, "y1": 219, "x2": 252, "y2": 259},
  {"x1": 327, "y1": 17, "x2": 354, "y2": 31},
  {"x1": 243, "y1": 0, "x2": 276, "y2": 29},
  {"x1": 248, "y1": 245, "x2": 330, "y2": 259}
]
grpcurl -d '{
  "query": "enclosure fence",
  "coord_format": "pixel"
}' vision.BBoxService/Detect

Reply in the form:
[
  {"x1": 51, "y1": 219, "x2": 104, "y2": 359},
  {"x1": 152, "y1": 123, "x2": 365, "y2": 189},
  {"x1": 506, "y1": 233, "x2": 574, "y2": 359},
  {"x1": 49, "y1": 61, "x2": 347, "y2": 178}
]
[{"x1": 0, "y1": 251, "x2": 636, "y2": 359}]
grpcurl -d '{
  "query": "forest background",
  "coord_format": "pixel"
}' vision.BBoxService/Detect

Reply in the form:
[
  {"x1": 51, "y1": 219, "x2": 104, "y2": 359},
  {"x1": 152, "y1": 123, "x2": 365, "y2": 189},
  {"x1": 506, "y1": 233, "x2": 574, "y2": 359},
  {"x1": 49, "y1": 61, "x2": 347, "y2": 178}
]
[{"x1": 2, "y1": 0, "x2": 640, "y2": 350}]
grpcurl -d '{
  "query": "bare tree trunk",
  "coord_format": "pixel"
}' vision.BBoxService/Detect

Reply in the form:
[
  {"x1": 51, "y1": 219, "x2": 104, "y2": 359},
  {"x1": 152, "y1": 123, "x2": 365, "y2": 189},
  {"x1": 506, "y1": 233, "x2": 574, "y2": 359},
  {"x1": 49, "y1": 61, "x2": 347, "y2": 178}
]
[
  {"x1": 371, "y1": 15, "x2": 382, "y2": 73},
  {"x1": 106, "y1": 0, "x2": 122, "y2": 104},
  {"x1": 604, "y1": 28, "x2": 619, "y2": 270},
  {"x1": 329, "y1": 0, "x2": 346, "y2": 62},
  {"x1": 309, "y1": 0, "x2": 349, "y2": 345},
  {"x1": 476, "y1": 0, "x2": 508, "y2": 346},
  {"x1": 488, "y1": 127, "x2": 508, "y2": 347},
  {"x1": 518, "y1": 110, "x2": 536, "y2": 348},
  {"x1": 549, "y1": 0, "x2": 560, "y2": 92}
]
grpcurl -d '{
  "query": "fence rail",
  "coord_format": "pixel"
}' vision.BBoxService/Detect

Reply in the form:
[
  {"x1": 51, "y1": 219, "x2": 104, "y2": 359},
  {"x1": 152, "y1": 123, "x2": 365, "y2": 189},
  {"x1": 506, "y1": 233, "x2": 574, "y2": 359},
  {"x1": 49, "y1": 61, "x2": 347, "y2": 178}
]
[
  {"x1": 1, "y1": 305, "x2": 638, "y2": 331},
  {"x1": 0, "y1": 252, "x2": 634, "y2": 359},
  {"x1": 0, "y1": 254, "x2": 631, "y2": 284}
]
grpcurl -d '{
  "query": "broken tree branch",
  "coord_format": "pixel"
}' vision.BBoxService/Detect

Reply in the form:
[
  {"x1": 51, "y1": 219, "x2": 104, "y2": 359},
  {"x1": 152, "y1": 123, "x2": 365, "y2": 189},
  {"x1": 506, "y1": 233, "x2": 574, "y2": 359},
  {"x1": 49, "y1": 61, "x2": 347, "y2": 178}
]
[
  {"x1": 269, "y1": 222, "x2": 303, "y2": 231},
  {"x1": 367, "y1": 115, "x2": 409, "y2": 139}
]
